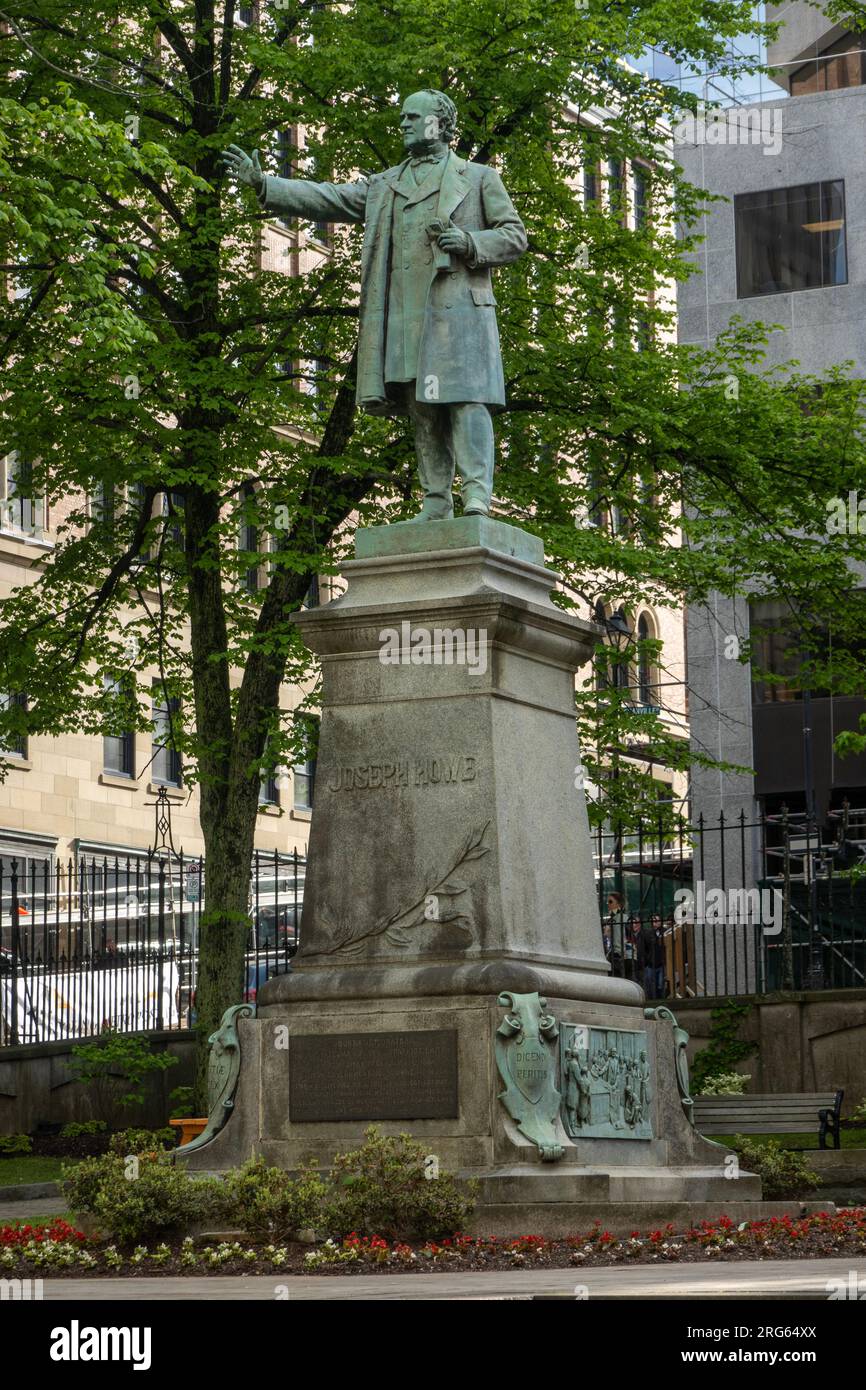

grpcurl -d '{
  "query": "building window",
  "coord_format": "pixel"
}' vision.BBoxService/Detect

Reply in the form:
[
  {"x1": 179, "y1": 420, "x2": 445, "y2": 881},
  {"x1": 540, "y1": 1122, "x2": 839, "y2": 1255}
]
[
  {"x1": 293, "y1": 715, "x2": 318, "y2": 811},
  {"x1": 1, "y1": 454, "x2": 45, "y2": 535},
  {"x1": 277, "y1": 127, "x2": 296, "y2": 180},
  {"x1": 0, "y1": 692, "x2": 28, "y2": 759},
  {"x1": 236, "y1": 4, "x2": 255, "y2": 26},
  {"x1": 103, "y1": 677, "x2": 135, "y2": 778},
  {"x1": 583, "y1": 156, "x2": 600, "y2": 207},
  {"x1": 300, "y1": 358, "x2": 327, "y2": 398},
  {"x1": 633, "y1": 166, "x2": 649, "y2": 230},
  {"x1": 637, "y1": 614, "x2": 655, "y2": 705},
  {"x1": 750, "y1": 600, "x2": 815, "y2": 704},
  {"x1": 92, "y1": 481, "x2": 116, "y2": 533},
  {"x1": 259, "y1": 768, "x2": 280, "y2": 808},
  {"x1": 238, "y1": 484, "x2": 260, "y2": 593},
  {"x1": 303, "y1": 574, "x2": 320, "y2": 608},
  {"x1": 163, "y1": 491, "x2": 184, "y2": 552},
  {"x1": 608, "y1": 157, "x2": 625, "y2": 223},
  {"x1": 735, "y1": 180, "x2": 847, "y2": 298},
  {"x1": 789, "y1": 31, "x2": 866, "y2": 96},
  {"x1": 152, "y1": 688, "x2": 181, "y2": 786}
]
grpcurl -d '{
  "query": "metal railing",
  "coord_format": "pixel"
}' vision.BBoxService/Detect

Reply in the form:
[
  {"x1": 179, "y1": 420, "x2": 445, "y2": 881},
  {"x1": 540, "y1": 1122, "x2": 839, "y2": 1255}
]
[
  {"x1": 0, "y1": 849, "x2": 304, "y2": 1045},
  {"x1": 594, "y1": 804, "x2": 866, "y2": 999},
  {"x1": 3, "y1": 804, "x2": 864, "y2": 1044}
]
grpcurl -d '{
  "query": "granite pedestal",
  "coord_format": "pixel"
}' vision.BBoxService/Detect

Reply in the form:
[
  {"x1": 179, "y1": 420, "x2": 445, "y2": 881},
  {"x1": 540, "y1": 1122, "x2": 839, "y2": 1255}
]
[{"x1": 182, "y1": 518, "x2": 798, "y2": 1232}]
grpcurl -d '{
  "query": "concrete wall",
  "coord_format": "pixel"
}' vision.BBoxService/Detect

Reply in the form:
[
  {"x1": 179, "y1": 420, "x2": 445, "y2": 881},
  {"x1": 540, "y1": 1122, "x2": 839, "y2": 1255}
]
[
  {"x1": 0, "y1": 1030, "x2": 196, "y2": 1135},
  {"x1": 677, "y1": 989, "x2": 866, "y2": 1113},
  {"x1": 677, "y1": 87, "x2": 866, "y2": 373}
]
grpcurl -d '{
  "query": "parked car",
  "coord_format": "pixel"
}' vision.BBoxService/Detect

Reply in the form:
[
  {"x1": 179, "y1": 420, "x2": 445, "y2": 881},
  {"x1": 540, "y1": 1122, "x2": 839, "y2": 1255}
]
[{"x1": 243, "y1": 957, "x2": 292, "y2": 1004}]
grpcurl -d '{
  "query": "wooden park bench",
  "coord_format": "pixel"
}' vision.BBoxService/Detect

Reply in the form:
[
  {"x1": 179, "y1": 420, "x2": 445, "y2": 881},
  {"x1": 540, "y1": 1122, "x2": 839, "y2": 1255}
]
[{"x1": 693, "y1": 1090, "x2": 844, "y2": 1150}]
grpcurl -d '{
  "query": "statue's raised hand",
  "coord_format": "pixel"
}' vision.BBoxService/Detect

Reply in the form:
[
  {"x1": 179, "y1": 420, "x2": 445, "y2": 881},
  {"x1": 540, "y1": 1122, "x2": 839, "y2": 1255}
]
[{"x1": 221, "y1": 144, "x2": 264, "y2": 193}]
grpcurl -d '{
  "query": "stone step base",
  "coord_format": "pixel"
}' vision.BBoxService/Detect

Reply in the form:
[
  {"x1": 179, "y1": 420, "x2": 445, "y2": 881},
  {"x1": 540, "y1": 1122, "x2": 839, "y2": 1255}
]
[
  {"x1": 473, "y1": 1165, "x2": 763, "y2": 1206},
  {"x1": 468, "y1": 1198, "x2": 834, "y2": 1239}
]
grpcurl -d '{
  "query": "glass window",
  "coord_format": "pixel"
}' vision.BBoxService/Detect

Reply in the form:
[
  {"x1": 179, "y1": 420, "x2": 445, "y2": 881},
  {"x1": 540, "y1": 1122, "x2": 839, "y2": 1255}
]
[
  {"x1": 789, "y1": 32, "x2": 866, "y2": 96},
  {"x1": 152, "y1": 689, "x2": 181, "y2": 786},
  {"x1": 637, "y1": 615, "x2": 654, "y2": 705},
  {"x1": 293, "y1": 715, "x2": 318, "y2": 811},
  {"x1": 750, "y1": 600, "x2": 823, "y2": 704},
  {"x1": 2, "y1": 454, "x2": 44, "y2": 534},
  {"x1": 259, "y1": 769, "x2": 280, "y2": 807},
  {"x1": 238, "y1": 485, "x2": 260, "y2": 593},
  {"x1": 735, "y1": 181, "x2": 847, "y2": 298},
  {"x1": 608, "y1": 158, "x2": 625, "y2": 223},
  {"x1": 92, "y1": 481, "x2": 115, "y2": 532},
  {"x1": 163, "y1": 491, "x2": 184, "y2": 552},
  {"x1": 633, "y1": 166, "x2": 649, "y2": 230},
  {"x1": 277, "y1": 127, "x2": 296, "y2": 180},
  {"x1": 0, "y1": 692, "x2": 27, "y2": 758},
  {"x1": 583, "y1": 158, "x2": 599, "y2": 207},
  {"x1": 103, "y1": 677, "x2": 135, "y2": 778}
]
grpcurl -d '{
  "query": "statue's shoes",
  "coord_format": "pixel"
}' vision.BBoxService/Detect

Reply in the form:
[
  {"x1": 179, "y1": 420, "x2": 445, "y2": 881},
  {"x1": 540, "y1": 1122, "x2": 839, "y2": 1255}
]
[
  {"x1": 462, "y1": 492, "x2": 490, "y2": 516},
  {"x1": 408, "y1": 505, "x2": 454, "y2": 523}
]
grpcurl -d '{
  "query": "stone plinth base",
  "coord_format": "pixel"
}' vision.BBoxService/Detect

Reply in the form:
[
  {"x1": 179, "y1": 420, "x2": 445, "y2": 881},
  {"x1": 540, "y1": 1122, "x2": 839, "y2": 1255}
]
[
  {"x1": 467, "y1": 1198, "x2": 832, "y2": 1239},
  {"x1": 177, "y1": 990, "x2": 803, "y2": 1230}
]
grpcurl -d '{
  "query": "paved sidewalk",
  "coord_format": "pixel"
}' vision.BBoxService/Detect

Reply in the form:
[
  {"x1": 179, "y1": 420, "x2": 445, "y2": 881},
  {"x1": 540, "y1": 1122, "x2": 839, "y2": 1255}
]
[
  {"x1": 39, "y1": 1256, "x2": 866, "y2": 1300},
  {"x1": 0, "y1": 1196, "x2": 66, "y2": 1223}
]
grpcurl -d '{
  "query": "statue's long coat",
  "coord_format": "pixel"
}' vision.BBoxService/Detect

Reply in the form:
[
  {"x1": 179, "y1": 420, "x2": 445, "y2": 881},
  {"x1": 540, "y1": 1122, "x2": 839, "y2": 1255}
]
[{"x1": 258, "y1": 151, "x2": 527, "y2": 415}]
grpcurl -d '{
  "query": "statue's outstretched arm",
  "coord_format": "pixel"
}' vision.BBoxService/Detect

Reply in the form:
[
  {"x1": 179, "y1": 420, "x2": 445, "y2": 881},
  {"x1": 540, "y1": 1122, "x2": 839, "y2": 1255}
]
[{"x1": 222, "y1": 143, "x2": 368, "y2": 224}]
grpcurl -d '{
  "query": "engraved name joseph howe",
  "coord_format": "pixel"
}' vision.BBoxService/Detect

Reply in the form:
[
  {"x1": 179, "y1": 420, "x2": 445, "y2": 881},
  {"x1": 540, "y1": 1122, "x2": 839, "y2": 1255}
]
[{"x1": 223, "y1": 89, "x2": 527, "y2": 521}]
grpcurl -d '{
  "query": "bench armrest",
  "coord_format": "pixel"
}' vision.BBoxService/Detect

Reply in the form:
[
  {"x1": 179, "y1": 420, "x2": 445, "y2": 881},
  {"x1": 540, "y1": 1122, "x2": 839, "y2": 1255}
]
[{"x1": 818, "y1": 1091, "x2": 844, "y2": 1150}]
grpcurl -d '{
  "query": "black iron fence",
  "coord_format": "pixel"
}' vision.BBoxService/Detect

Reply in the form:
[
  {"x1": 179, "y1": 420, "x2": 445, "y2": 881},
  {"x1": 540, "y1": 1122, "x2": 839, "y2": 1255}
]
[
  {"x1": 0, "y1": 850, "x2": 304, "y2": 1045},
  {"x1": 594, "y1": 804, "x2": 866, "y2": 1001},
  {"x1": 3, "y1": 805, "x2": 865, "y2": 1045}
]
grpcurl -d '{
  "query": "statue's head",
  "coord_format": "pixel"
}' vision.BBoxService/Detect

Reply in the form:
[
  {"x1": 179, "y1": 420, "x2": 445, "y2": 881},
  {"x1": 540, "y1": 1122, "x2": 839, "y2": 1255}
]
[{"x1": 399, "y1": 89, "x2": 457, "y2": 153}]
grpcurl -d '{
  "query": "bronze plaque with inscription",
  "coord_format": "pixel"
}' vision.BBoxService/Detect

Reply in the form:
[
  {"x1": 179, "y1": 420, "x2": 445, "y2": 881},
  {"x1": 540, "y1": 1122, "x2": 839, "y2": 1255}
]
[{"x1": 289, "y1": 1029, "x2": 459, "y2": 1122}]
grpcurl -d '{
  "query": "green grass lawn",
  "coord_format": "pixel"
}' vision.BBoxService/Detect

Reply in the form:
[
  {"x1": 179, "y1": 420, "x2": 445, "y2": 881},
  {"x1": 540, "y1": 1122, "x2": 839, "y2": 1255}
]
[
  {"x1": 0, "y1": 1156, "x2": 66, "y2": 1186},
  {"x1": 712, "y1": 1128, "x2": 866, "y2": 1151}
]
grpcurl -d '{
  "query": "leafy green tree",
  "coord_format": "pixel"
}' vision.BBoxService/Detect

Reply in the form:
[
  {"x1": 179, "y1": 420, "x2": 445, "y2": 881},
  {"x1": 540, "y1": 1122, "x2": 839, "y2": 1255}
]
[{"x1": 1, "y1": 1, "x2": 865, "y2": 1095}]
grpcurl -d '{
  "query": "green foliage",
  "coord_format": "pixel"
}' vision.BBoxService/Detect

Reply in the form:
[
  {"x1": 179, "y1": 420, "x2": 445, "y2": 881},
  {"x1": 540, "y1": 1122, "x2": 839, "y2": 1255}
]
[
  {"x1": 696, "y1": 1071, "x2": 751, "y2": 1097},
  {"x1": 62, "y1": 1152, "x2": 227, "y2": 1245},
  {"x1": 690, "y1": 1001, "x2": 756, "y2": 1095},
  {"x1": 729, "y1": 1136, "x2": 820, "y2": 1200},
  {"x1": 60, "y1": 1121, "x2": 108, "y2": 1139},
  {"x1": 168, "y1": 1086, "x2": 196, "y2": 1121},
  {"x1": 225, "y1": 1157, "x2": 327, "y2": 1242},
  {"x1": 109, "y1": 1127, "x2": 176, "y2": 1155},
  {"x1": 3, "y1": 0, "x2": 866, "y2": 1043},
  {"x1": 322, "y1": 1127, "x2": 476, "y2": 1242},
  {"x1": 0, "y1": 1133, "x2": 32, "y2": 1155},
  {"x1": 851, "y1": 1099, "x2": 866, "y2": 1126},
  {"x1": 68, "y1": 1031, "x2": 178, "y2": 1121}
]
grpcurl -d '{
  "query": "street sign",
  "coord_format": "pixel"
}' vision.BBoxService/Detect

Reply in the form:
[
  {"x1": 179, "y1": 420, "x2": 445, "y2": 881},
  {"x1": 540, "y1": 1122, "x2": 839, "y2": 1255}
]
[{"x1": 185, "y1": 864, "x2": 201, "y2": 903}]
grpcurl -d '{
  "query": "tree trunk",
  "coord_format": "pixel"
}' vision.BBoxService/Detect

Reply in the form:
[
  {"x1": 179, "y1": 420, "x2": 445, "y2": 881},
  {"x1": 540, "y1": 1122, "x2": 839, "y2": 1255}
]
[{"x1": 193, "y1": 816, "x2": 258, "y2": 1108}]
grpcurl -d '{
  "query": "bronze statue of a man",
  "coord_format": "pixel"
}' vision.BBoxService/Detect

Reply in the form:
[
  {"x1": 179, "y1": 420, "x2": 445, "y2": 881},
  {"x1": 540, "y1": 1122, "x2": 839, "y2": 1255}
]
[{"x1": 223, "y1": 89, "x2": 527, "y2": 521}]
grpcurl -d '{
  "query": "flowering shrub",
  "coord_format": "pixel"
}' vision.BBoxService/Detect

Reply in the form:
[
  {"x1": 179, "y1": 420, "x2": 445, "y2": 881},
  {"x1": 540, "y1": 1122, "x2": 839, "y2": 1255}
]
[
  {"x1": 0, "y1": 1133, "x2": 32, "y2": 1155},
  {"x1": 62, "y1": 1152, "x2": 228, "y2": 1243},
  {"x1": 322, "y1": 1127, "x2": 476, "y2": 1242},
  {"x1": 224, "y1": 1157, "x2": 327, "y2": 1241},
  {"x1": 109, "y1": 1127, "x2": 176, "y2": 1155},
  {"x1": 696, "y1": 1071, "x2": 751, "y2": 1096},
  {"x1": 729, "y1": 1135, "x2": 820, "y2": 1199}
]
